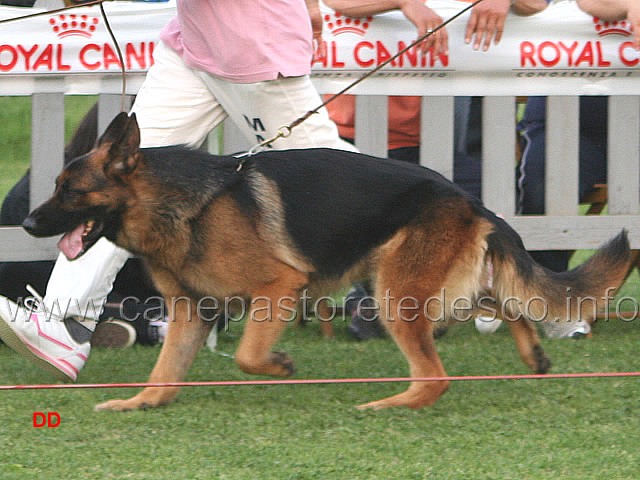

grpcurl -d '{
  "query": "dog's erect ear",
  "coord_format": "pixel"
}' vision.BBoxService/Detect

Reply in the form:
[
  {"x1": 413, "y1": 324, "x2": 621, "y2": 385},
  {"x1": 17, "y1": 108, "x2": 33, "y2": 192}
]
[
  {"x1": 100, "y1": 112, "x2": 142, "y2": 178},
  {"x1": 98, "y1": 112, "x2": 139, "y2": 148}
]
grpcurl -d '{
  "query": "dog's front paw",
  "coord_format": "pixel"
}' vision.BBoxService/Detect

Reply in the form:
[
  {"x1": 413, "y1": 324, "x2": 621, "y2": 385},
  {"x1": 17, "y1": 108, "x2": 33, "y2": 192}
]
[
  {"x1": 270, "y1": 351, "x2": 296, "y2": 376},
  {"x1": 95, "y1": 395, "x2": 158, "y2": 412}
]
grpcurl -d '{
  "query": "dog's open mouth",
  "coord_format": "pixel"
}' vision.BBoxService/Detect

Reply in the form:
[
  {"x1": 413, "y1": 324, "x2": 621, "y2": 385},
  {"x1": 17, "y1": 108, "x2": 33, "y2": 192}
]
[{"x1": 57, "y1": 219, "x2": 103, "y2": 260}]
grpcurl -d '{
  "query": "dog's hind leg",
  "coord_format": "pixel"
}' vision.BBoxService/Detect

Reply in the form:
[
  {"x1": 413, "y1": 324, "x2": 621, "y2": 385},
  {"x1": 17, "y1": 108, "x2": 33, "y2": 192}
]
[
  {"x1": 356, "y1": 231, "x2": 453, "y2": 410},
  {"x1": 357, "y1": 215, "x2": 491, "y2": 410},
  {"x1": 358, "y1": 301, "x2": 449, "y2": 410},
  {"x1": 234, "y1": 267, "x2": 309, "y2": 377},
  {"x1": 95, "y1": 287, "x2": 213, "y2": 411},
  {"x1": 505, "y1": 318, "x2": 551, "y2": 374}
]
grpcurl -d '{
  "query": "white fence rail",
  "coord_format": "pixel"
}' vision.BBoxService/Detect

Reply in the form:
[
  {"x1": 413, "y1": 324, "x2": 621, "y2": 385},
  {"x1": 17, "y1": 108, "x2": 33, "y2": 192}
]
[
  {"x1": 0, "y1": 0, "x2": 639, "y2": 261},
  {"x1": 1, "y1": 89, "x2": 638, "y2": 261}
]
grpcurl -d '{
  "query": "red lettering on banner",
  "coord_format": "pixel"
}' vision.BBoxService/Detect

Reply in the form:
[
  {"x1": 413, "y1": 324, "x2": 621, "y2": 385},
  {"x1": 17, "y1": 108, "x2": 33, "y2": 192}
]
[
  {"x1": 558, "y1": 41, "x2": 578, "y2": 64},
  {"x1": 538, "y1": 41, "x2": 560, "y2": 67},
  {"x1": 126, "y1": 42, "x2": 144, "y2": 69},
  {"x1": 376, "y1": 41, "x2": 393, "y2": 66},
  {"x1": 80, "y1": 44, "x2": 100, "y2": 70},
  {"x1": 521, "y1": 40, "x2": 614, "y2": 68},
  {"x1": 56, "y1": 44, "x2": 71, "y2": 71},
  {"x1": 425, "y1": 50, "x2": 448, "y2": 68},
  {"x1": 354, "y1": 40, "x2": 448, "y2": 69},
  {"x1": 17, "y1": 45, "x2": 38, "y2": 70},
  {"x1": 575, "y1": 42, "x2": 594, "y2": 66},
  {"x1": 0, "y1": 45, "x2": 18, "y2": 71},
  {"x1": 331, "y1": 41, "x2": 345, "y2": 68},
  {"x1": 620, "y1": 42, "x2": 639, "y2": 66},
  {"x1": 103, "y1": 43, "x2": 121, "y2": 69},
  {"x1": 355, "y1": 41, "x2": 375, "y2": 67},
  {"x1": 520, "y1": 41, "x2": 536, "y2": 66},
  {"x1": 595, "y1": 42, "x2": 611, "y2": 67},
  {"x1": 33, "y1": 44, "x2": 53, "y2": 71},
  {"x1": 397, "y1": 41, "x2": 417, "y2": 67}
]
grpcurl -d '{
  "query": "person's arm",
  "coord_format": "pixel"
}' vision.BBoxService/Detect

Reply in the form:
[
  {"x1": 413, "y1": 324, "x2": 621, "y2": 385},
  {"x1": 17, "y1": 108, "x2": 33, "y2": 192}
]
[
  {"x1": 465, "y1": 0, "x2": 548, "y2": 51},
  {"x1": 324, "y1": 0, "x2": 448, "y2": 54},
  {"x1": 306, "y1": 0, "x2": 328, "y2": 61},
  {"x1": 576, "y1": 0, "x2": 640, "y2": 49},
  {"x1": 511, "y1": 0, "x2": 549, "y2": 16}
]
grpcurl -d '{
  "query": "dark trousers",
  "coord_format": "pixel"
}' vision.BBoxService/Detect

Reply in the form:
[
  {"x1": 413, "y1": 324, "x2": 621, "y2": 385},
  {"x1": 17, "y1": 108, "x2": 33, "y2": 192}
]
[{"x1": 517, "y1": 96, "x2": 608, "y2": 272}]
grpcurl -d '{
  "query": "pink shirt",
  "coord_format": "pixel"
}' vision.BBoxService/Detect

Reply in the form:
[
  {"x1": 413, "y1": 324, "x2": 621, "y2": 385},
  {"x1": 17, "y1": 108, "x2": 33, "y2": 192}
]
[{"x1": 159, "y1": 0, "x2": 314, "y2": 83}]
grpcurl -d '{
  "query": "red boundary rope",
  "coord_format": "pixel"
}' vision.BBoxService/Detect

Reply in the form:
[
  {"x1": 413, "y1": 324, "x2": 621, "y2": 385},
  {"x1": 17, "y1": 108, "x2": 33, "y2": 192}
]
[{"x1": 2, "y1": 371, "x2": 639, "y2": 391}]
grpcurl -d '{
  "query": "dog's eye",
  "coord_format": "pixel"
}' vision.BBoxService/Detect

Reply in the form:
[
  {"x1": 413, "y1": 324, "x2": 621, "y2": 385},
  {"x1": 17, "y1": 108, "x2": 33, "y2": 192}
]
[{"x1": 61, "y1": 185, "x2": 86, "y2": 201}]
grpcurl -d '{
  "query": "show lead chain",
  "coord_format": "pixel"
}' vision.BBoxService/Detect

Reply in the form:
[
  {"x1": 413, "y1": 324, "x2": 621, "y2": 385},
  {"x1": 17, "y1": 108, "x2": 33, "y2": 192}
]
[
  {"x1": 1, "y1": 0, "x2": 484, "y2": 158},
  {"x1": 236, "y1": 0, "x2": 485, "y2": 166}
]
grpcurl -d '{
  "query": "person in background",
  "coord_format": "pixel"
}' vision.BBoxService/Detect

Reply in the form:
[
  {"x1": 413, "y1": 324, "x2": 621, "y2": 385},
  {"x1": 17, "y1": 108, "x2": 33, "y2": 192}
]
[
  {"x1": 0, "y1": 0, "x2": 356, "y2": 382},
  {"x1": 576, "y1": 0, "x2": 640, "y2": 49},
  {"x1": 515, "y1": 0, "x2": 639, "y2": 338},
  {"x1": 0, "y1": 103, "x2": 166, "y2": 348},
  {"x1": 323, "y1": 0, "x2": 549, "y2": 340}
]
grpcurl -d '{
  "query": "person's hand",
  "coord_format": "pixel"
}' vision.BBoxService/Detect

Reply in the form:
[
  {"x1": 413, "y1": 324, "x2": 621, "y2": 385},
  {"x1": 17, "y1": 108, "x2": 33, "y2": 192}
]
[
  {"x1": 399, "y1": 0, "x2": 448, "y2": 55},
  {"x1": 627, "y1": 1, "x2": 640, "y2": 50},
  {"x1": 464, "y1": 0, "x2": 511, "y2": 51},
  {"x1": 577, "y1": 0, "x2": 640, "y2": 50},
  {"x1": 306, "y1": 0, "x2": 328, "y2": 62}
]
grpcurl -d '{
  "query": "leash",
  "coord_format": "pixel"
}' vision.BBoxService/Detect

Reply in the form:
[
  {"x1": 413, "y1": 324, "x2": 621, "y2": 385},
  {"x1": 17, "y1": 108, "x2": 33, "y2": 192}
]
[
  {"x1": 1, "y1": 0, "x2": 483, "y2": 163},
  {"x1": 0, "y1": 0, "x2": 128, "y2": 112},
  {"x1": 235, "y1": 0, "x2": 485, "y2": 168}
]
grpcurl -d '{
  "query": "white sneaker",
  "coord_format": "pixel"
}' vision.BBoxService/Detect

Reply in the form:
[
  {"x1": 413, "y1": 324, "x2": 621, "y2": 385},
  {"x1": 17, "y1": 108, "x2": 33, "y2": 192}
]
[
  {"x1": 0, "y1": 287, "x2": 91, "y2": 381},
  {"x1": 474, "y1": 315, "x2": 503, "y2": 334},
  {"x1": 542, "y1": 319, "x2": 591, "y2": 339}
]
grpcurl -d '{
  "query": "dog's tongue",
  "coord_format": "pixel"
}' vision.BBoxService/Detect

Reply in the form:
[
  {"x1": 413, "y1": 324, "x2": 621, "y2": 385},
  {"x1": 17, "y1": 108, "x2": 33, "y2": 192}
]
[{"x1": 57, "y1": 224, "x2": 85, "y2": 260}]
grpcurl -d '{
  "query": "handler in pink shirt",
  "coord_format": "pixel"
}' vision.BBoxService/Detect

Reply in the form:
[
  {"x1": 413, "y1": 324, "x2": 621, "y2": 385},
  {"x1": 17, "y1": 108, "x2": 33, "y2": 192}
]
[{"x1": 0, "y1": 0, "x2": 355, "y2": 382}]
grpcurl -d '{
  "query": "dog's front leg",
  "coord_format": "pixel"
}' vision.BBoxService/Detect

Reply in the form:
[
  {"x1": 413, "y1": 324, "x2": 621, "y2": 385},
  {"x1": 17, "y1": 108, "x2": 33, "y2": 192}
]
[{"x1": 95, "y1": 296, "x2": 212, "y2": 411}]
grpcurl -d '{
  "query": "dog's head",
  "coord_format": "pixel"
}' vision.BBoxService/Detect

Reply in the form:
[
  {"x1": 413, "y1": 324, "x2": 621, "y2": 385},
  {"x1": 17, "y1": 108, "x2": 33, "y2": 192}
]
[{"x1": 23, "y1": 112, "x2": 142, "y2": 260}]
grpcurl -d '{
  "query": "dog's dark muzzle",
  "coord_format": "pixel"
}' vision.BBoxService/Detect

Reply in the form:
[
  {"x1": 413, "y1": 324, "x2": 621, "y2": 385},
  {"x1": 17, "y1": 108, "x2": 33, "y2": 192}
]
[
  {"x1": 21, "y1": 215, "x2": 38, "y2": 235},
  {"x1": 22, "y1": 202, "x2": 80, "y2": 238},
  {"x1": 21, "y1": 211, "x2": 62, "y2": 238}
]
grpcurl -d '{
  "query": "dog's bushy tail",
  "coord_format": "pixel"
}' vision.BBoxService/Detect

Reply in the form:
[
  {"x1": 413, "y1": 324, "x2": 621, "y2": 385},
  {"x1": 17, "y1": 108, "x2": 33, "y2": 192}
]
[{"x1": 487, "y1": 220, "x2": 631, "y2": 324}]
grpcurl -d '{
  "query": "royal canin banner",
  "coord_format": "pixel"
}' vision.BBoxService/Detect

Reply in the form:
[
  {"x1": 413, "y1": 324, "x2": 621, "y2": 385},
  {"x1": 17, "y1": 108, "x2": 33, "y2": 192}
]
[{"x1": 0, "y1": 0, "x2": 638, "y2": 96}]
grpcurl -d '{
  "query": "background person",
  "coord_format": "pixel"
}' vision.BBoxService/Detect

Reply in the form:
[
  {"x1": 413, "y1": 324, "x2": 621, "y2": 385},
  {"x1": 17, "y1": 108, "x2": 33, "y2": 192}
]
[
  {"x1": 0, "y1": 0, "x2": 357, "y2": 382},
  {"x1": 323, "y1": 0, "x2": 549, "y2": 339},
  {"x1": 514, "y1": 0, "x2": 640, "y2": 337}
]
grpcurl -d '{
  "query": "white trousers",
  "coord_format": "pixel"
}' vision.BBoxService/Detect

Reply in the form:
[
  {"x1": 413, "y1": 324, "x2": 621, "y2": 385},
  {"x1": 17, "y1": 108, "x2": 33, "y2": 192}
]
[{"x1": 44, "y1": 42, "x2": 356, "y2": 327}]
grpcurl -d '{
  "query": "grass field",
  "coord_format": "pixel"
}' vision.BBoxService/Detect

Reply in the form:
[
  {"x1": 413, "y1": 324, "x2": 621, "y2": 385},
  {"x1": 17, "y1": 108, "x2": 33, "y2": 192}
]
[
  {"x1": 1, "y1": 317, "x2": 639, "y2": 479},
  {"x1": 1, "y1": 97, "x2": 639, "y2": 479}
]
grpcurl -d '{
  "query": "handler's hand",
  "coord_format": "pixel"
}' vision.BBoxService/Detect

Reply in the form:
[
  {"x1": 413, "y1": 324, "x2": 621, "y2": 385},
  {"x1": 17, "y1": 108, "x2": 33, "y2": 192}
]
[{"x1": 465, "y1": 0, "x2": 511, "y2": 51}]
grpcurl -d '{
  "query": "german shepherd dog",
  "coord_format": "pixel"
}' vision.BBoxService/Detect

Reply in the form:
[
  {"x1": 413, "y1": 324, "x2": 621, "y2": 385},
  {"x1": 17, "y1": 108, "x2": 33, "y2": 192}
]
[{"x1": 23, "y1": 113, "x2": 630, "y2": 411}]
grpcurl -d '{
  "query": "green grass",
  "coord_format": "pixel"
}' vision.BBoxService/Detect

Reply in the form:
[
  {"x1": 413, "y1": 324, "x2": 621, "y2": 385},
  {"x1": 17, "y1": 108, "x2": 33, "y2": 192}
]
[
  {"x1": 1, "y1": 317, "x2": 639, "y2": 480},
  {"x1": 1, "y1": 97, "x2": 640, "y2": 478}
]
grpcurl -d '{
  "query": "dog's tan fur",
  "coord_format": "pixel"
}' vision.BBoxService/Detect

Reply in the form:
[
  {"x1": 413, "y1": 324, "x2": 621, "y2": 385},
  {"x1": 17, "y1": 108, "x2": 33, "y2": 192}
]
[{"x1": 22, "y1": 113, "x2": 631, "y2": 412}]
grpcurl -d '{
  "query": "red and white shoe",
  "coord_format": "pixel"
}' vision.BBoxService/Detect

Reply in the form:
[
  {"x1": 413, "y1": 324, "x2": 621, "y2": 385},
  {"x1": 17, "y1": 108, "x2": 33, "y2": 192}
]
[{"x1": 0, "y1": 287, "x2": 91, "y2": 382}]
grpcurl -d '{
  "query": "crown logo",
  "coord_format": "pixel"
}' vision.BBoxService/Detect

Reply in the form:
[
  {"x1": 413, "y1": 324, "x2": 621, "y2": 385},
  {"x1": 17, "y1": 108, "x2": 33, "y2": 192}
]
[
  {"x1": 49, "y1": 14, "x2": 100, "y2": 39},
  {"x1": 593, "y1": 17, "x2": 633, "y2": 38},
  {"x1": 324, "y1": 12, "x2": 372, "y2": 36}
]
